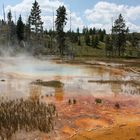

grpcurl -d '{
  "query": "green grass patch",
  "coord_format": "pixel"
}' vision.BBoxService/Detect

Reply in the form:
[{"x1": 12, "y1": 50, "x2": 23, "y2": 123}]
[{"x1": 32, "y1": 80, "x2": 64, "y2": 88}]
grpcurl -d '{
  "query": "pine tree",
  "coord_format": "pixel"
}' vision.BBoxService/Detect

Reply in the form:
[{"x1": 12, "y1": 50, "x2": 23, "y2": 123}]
[
  {"x1": 77, "y1": 27, "x2": 80, "y2": 36},
  {"x1": 103, "y1": 29, "x2": 106, "y2": 35},
  {"x1": 89, "y1": 28, "x2": 93, "y2": 35},
  {"x1": 16, "y1": 15, "x2": 24, "y2": 41},
  {"x1": 91, "y1": 35, "x2": 95, "y2": 47},
  {"x1": 105, "y1": 35, "x2": 113, "y2": 56},
  {"x1": 112, "y1": 14, "x2": 129, "y2": 56},
  {"x1": 77, "y1": 27, "x2": 81, "y2": 46},
  {"x1": 55, "y1": 6, "x2": 67, "y2": 56},
  {"x1": 94, "y1": 35, "x2": 99, "y2": 48},
  {"x1": 85, "y1": 33, "x2": 90, "y2": 46},
  {"x1": 25, "y1": 16, "x2": 31, "y2": 42},
  {"x1": 82, "y1": 27, "x2": 86, "y2": 35},
  {"x1": 99, "y1": 30, "x2": 104, "y2": 42},
  {"x1": 92, "y1": 27, "x2": 96, "y2": 35},
  {"x1": 7, "y1": 10, "x2": 12, "y2": 24},
  {"x1": 78, "y1": 36, "x2": 81, "y2": 46},
  {"x1": 130, "y1": 33, "x2": 139, "y2": 48},
  {"x1": 30, "y1": 0, "x2": 43, "y2": 35},
  {"x1": 7, "y1": 10, "x2": 16, "y2": 45}
]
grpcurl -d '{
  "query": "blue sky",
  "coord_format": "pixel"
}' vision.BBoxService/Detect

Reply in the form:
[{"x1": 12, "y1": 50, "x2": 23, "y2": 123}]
[
  {"x1": 0, "y1": 0, "x2": 140, "y2": 32},
  {"x1": 1, "y1": 0, "x2": 139, "y2": 14},
  {"x1": 63, "y1": 0, "x2": 139, "y2": 11}
]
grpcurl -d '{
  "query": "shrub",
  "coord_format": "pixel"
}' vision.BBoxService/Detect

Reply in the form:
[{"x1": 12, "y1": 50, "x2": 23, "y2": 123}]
[
  {"x1": 95, "y1": 98, "x2": 102, "y2": 104},
  {"x1": 68, "y1": 99, "x2": 71, "y2": 105},
  {"x1": 73, "y1": 99, "x2": 77, "y2": 104},
  {"x1": 115, "y1": 102, "x2": 120, "y2": 109}
]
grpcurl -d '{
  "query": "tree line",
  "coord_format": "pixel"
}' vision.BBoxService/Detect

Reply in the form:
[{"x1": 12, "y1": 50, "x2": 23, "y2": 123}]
[{"x1": 0, "y1": 0, "x2": 139, "y2": 57}]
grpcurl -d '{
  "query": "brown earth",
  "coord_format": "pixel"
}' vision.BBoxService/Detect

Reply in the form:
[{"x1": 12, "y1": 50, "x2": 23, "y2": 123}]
[
  {"x1": 41, "y1": 94, "x2": 140, "y2": 140},
  {"x1": 70, "y1": 121, "x2": 140, "y2": 140}
]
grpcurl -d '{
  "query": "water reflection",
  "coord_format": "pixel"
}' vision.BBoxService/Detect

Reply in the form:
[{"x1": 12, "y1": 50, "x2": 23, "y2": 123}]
[
  {"x1": 0, "y1": 58, "x2": 139, "y2": 100},
  {"x1": 0, "y1": 76, "x2": 30, "y2": 100},
  {"x1": 29, "y1": 84, "x2": 42, "y2": 101},
  {"x1": 0, "y1": 76, "x2": 139, "y2": 101},
  {"x1": 54, "y1": 88, "x2": 64, "y2": 102}
]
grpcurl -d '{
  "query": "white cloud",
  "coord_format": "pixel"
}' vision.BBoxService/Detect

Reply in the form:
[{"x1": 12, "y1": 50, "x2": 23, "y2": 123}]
[
  {"x1": 1, "y1": 1, "x2": 140, "y2": 33},
  {"x1": 66, "y1": 10, "x2": 84, "y2": 31},
  {"x1": 5, "y1": 0, "x2": 64, "y2": 14},
  {"x1": 85, "y1": 1, "x2": 140, "y2": 33},
  {"x1": 0, "y1": 15, "x2": 3, "y2": 20},
  {"x1": 126, "y1": 22, "x2": 140, "y2": 32},
  {"x1": 2, "y1": 0, "x2": 84, "y2": 31}
]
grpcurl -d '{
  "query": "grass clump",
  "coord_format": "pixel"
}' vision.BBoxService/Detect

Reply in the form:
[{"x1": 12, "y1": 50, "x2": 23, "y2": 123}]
[
  {"x1": 68, "y1": 98, "x2": 77, "y2": 105},
  {"x1": 0, "y1": 98, "x2": 56, "y2": 139},
  {"x1": 95, "y1": 98, "x2": 102, "y2": 104}
]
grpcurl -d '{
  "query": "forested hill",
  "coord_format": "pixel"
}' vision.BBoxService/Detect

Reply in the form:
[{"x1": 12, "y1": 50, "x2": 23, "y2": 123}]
[{"x1": 0, "y1": 1, "x2": 140, "y2": 58}]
